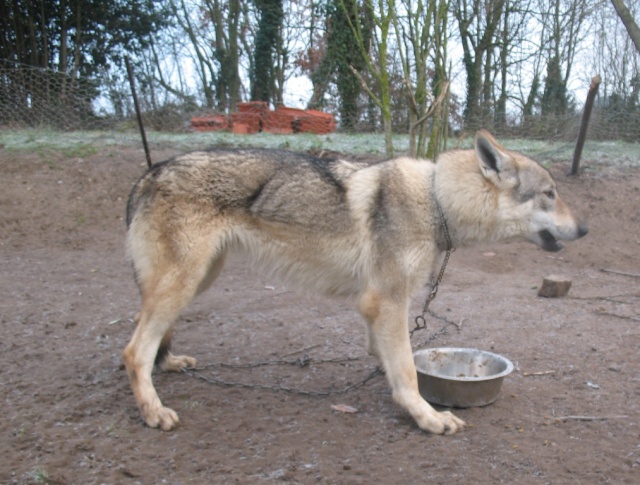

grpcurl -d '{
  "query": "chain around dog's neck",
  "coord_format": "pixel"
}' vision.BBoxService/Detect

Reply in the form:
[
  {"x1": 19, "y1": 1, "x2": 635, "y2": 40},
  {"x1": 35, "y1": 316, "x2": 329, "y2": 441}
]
[
  {"x1": 410, "y1": 172, "x2": 454, "y2": 337},
  {"x1": 433, "y1": 174, "x2": 453, "y2": 253}
]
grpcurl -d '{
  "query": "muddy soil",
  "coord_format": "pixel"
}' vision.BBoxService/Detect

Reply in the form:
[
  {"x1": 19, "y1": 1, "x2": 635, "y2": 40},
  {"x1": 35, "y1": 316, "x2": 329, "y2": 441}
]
[{"x1": 0, "y1": 143, "x2": 639, "y2": 484}]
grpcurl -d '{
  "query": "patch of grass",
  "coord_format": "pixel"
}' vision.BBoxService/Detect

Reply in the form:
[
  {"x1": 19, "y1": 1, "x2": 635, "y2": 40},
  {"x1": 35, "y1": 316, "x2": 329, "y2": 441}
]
[
  {"x1": 184, "y1": 399, "x2": 205, "y2": 409},
  {"x1": 28, "y1": 466, "x2": 49, "y2": 483},
  {"x1": 103, "y1": 422, "x2": 121, "y2": 438},
  {"x1": 45, "y1": 159, "x2": 60, "y2": 170},
  {"x1": 310, "y1": 138, "x2": 324, "y2": 151},
  {"x1": 60, "y1": 143, "x2": 98, "y2": 158}
]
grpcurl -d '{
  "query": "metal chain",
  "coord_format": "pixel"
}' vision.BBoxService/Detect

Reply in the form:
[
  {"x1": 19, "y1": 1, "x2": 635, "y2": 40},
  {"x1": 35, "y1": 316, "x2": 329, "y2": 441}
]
[
  {"x1": 189, "y1": 355, "x2": 362, "y2": 370},
  {"x1": 410, "y1": 173, "x2": 455, "y2": 338},
  {"x1": 182, "y1": 356, "x2": 383, "y2": 397},
  {"x1": 182, "y1": 308, "x2": 461, "y2": 398},
  {"x1": 410, "y1": 248, "x2": 453, "y2": 337}
]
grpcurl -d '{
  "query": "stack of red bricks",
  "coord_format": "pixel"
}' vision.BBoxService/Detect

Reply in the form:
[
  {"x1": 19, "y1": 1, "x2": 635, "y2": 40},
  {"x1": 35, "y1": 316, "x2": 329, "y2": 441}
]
[
  {"x1": 296, "y1": 109, "x2": 336, "y2": 134},
  {"x1": 262, "y1": 106, "x2": 300, "y2": 134},
  {"x1": 190, "y1": 114, "x2": 228, "y2": 132},
  {"x1": 230, "y1": 102, "x2": 266, "y2": 134},
  {"x1": 191, "y1": 102, "x2": 335, "y2": 135}
]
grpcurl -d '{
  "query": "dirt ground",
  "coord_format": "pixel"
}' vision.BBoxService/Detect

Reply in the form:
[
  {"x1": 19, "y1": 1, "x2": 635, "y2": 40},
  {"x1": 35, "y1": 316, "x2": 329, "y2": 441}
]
[{"x1": 1, "y1": 141, "x2": 639, "y2": 485}]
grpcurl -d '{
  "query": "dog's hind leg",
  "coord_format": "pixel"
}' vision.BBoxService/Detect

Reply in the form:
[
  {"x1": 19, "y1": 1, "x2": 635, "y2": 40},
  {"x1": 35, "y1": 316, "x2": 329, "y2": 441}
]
[
  {"x1": 156, "y1": 254, "x2": 227, "y2": 373},
  {"x1": 124, "y1": 280, "x2": 194, "y2": 430},
  {"x1": 124, "y1": 234, "x2": 226, "y2": 431},
  {"x1": 358, "y1": 288, "x2": 466, "y2": 435}
]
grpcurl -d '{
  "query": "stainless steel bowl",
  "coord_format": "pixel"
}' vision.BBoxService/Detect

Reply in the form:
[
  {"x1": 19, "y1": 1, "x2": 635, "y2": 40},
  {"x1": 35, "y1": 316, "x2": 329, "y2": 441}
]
[{"x1": 414, "y1": 347, "x2": 514, "y2": 408}]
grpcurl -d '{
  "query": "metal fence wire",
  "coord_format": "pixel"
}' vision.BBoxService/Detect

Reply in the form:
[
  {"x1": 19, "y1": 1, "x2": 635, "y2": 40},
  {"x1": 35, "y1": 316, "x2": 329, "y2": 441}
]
[{"x1": 1, "y1": 59, "x2": 639, "y2": 142}]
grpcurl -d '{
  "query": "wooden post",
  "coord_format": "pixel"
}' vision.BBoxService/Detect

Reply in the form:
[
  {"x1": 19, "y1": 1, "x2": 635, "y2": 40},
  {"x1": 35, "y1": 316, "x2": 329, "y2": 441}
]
[
  {"x1": 125, "y1": 56, "x2": 152, "y2": 168},
  {"x1": 571, "y1": 75, "x2": 601, "y2": 175}
]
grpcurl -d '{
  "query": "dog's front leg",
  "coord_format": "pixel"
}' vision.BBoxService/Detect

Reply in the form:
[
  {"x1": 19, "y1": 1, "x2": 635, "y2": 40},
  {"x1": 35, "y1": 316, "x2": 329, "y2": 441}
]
[{"x1": 358, "y1": 290, "x2": 465, "y2": 435}]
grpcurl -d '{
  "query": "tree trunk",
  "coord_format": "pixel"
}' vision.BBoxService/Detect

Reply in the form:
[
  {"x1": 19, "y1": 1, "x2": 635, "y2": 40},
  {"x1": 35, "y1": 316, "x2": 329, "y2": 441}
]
[
  {"x1": 58, "y1": 0, "x2": 68, "y2": 101},
  {"x1": 228, "y1": 0, "x2": 241, "y2": 111},
  {"x1": 251, "y1": 0, "x2": 284, "y2": 103}
]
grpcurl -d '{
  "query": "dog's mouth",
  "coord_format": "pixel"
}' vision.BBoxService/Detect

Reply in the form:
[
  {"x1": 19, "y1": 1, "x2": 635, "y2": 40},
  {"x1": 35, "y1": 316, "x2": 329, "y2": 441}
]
[{"x1": 539, "y1": 230, "x2": 564, "y2": 252}]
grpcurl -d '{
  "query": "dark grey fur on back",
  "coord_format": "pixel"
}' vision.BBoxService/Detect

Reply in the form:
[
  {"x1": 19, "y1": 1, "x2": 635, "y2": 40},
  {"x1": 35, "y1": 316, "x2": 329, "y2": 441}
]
[{"x1": 127, "y1": 148, "x2": 376, "y2": 232}]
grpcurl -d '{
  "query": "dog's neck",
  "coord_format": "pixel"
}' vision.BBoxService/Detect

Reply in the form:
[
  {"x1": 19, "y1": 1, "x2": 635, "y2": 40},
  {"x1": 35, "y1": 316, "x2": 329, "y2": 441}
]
[{"x1": 434, "y1": 152, "x2": 522, "y2": 248}]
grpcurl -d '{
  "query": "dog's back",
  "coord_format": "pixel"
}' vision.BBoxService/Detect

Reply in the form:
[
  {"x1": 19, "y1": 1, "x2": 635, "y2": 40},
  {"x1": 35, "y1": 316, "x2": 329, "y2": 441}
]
[{"x1": 127, "y1": 148, "x2": 370, "y2": 230}]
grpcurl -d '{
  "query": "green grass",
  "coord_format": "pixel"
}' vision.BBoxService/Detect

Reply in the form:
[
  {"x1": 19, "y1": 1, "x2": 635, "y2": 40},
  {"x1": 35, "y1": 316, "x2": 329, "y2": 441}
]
[
  {"x1": 60, "y1": 143, "x2": 98, "y2": 158},
  {"x1": 28, "y1": 466, "x2": 49, "y2": 483}
]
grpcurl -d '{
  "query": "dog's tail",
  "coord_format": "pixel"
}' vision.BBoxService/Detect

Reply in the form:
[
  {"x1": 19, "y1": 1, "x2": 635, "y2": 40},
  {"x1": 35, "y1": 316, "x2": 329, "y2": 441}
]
[
  {"x1": 125, "y1": 161, "x2": 169, "y2": 228},
  {"x1": 125, "y1": 184, "x2": 140, "y2": 228}
]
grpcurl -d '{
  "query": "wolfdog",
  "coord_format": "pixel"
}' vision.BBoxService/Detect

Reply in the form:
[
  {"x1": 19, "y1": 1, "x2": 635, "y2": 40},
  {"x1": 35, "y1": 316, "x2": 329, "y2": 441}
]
[{"x1": 123, "y1": 130, "x2": 587, "y2": 435}]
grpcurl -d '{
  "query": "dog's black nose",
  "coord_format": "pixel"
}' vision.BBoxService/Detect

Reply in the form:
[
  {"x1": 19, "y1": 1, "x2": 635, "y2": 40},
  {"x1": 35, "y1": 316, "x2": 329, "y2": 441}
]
[{"x1": 577, "y1": 223, "x2": 588, "y2": 238}]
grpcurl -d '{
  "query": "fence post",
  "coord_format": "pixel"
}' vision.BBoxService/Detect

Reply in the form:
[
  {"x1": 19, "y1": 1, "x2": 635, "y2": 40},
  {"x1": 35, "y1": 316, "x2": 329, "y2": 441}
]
[
  {"x1": 571, "y1": 75, "x2": 601, "y2": 175},
  {"x1": 125, "y1": 56, "x2": 152, "y2": 168}
]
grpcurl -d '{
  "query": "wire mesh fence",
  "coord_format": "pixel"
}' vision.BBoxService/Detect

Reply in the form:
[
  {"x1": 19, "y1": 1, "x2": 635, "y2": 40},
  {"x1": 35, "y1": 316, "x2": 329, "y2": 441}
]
[
  {"x1": 1, "y1": 59, "x2": 639, "y2": 144},
  {"x1": 0, "y1": 60, "x2": 103, "y2": 130}
]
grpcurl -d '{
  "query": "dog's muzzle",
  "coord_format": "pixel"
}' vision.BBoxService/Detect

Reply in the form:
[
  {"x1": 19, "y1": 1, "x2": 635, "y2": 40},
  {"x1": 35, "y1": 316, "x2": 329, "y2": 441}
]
[
  {"x1": 539, "y1": 230, "x2": 563, "y2": 252},
  {"x1": 538, "y1": 223, "x2": 588, "y2": 252}
]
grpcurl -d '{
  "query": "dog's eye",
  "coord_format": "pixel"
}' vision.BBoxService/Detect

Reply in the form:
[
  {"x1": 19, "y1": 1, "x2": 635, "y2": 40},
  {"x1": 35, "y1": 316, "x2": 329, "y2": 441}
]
[{"x1": 544, "y1": 190, "x2": 555, "y2": 199}]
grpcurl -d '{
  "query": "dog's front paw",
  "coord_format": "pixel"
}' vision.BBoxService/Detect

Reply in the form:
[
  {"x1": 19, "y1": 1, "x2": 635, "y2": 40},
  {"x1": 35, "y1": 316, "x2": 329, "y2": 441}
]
[
  {"x1": 418, "y1": 409, "x2": 466, "y2": 435},
  {"x1": 142, "y1": 405, "x2": 180, "y2": 431}
]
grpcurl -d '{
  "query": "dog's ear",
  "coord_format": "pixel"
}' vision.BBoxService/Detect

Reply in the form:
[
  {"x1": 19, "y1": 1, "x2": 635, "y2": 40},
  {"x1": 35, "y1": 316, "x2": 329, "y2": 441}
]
[{"x1": 475, "y1": 130, "x2": 516, "y2": 183}]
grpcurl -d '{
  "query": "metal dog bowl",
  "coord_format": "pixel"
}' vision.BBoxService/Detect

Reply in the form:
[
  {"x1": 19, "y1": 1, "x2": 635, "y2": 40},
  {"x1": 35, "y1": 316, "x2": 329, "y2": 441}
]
[{"x1": 414, "y1": 347, "x2": 514, "y2": 408}]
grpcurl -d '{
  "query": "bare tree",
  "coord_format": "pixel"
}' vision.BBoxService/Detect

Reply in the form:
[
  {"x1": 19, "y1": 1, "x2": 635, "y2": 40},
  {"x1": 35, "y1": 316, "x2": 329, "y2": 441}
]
[
  {"x1": 169, "y1": 0, "x2": 217, "y2": 108},
  {"x1": 537, "y1": 0, "x2": 593, "y2": 117},
  {"x1": 452, "y1": 0, "x2": 505, "y2": 128},
  {"x1": 394, "y1": 0, "x2": 450, "y2": 157},
  {"x1": 493, "y1": 0, "x2": 535, "y2": 130},
  {"x1": 589, "y1": 0, "x2": 640, "y2": 140},
  {"x1": 275, "y1": 0, "x2": 321, "y2": 108},
  {"x1": 592, "y1": 1, "x2": 639, "y2": 99},
  {"x1": 341, "y1": 0, "x2": 396, "y2": 156}
]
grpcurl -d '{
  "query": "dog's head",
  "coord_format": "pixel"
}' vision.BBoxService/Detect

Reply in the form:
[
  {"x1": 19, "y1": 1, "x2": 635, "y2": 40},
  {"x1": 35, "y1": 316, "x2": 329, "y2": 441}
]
[{"x1": 475, "y1": 130, "x2": 588, "y2": 252}]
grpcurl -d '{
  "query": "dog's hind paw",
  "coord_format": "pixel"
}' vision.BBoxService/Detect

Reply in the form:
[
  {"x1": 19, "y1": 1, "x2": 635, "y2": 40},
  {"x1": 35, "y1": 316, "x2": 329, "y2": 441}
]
[
  {"x1": 143, "y1": 405, "x2": 180, "y2": 431},
  {"x1": 159, "y1": 352, "x2": 197, "y2": 373}
]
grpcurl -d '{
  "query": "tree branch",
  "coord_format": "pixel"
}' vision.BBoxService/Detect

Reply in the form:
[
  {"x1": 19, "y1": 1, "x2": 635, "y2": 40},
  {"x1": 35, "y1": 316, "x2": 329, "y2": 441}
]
[{"x1": 610, "y1": 0, "x2": 640, "y2": 54}]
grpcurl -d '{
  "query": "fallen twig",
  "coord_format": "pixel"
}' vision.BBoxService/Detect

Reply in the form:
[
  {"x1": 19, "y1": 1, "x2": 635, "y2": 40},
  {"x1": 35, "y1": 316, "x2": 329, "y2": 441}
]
[
  {"x1": 554, "y1": 415, "x2": 628, "y2": 422},
  {"x1": 281, "y1": 344, "x2": 320, "y2": 358},
  {"x1": 600, "y1": 268, "x2": 640, "y2": 279},
  {"x1": 523, "y1": 370, "x2": 556, "y2": 377},
  {"x1": 569, "y1": 293, "x2": 640, "y2": 301},
  {"x1": 595, "y1": 310, "x2": 640, "y2": 322}
]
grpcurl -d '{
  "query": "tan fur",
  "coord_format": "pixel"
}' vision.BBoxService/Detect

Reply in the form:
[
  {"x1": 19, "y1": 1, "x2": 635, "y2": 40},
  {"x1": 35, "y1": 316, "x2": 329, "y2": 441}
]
[{"x1": 123, "y1": 131, "x2": 587, "y2": 435}]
